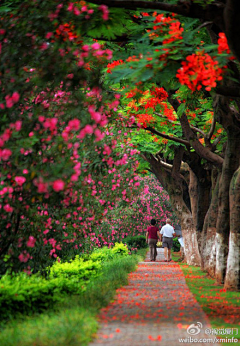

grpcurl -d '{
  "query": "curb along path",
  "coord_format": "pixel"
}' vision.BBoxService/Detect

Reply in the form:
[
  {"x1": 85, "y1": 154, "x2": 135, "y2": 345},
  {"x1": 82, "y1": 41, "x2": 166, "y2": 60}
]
[{"x1": 89, "y1": 249, "x2": 220, "y2": 346}]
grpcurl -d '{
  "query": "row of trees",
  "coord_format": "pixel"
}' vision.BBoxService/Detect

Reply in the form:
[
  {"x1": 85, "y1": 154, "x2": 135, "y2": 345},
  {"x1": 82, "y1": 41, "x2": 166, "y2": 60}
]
[
  {"x1": 95, "y1": 0, "x2": 240, "y2": 290},
  {"x1": 1, "y1": 0, "x2": 240, "y2": 290}
]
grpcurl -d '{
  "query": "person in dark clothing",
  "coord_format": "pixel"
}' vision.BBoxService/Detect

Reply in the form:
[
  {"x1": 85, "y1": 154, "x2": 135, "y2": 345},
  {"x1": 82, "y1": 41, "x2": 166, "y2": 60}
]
[{"x1": 146, "y1": 219, "x2": 161, "y2": 261}]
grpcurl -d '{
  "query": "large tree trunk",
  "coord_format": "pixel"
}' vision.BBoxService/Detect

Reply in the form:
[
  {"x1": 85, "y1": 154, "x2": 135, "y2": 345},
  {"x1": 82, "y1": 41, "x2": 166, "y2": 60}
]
[
  {"x1": 224, "y1": 167, "x2": 240, "y2": 290},
  {"x1": 200, "y1": 170, "x2": 220, "y2": 277},
  {"x1": 166, "y1": 190, "x2": 201, "y2": 266},
  {"x1": 215, "y1": 134, "x2": 240, "y2": 283},
  {"x1": 189, "y1": 168, "x2": 198, "y2": 230},
  {"x1": 147, "y1": 156, "x2": 201, "y2": 266}
]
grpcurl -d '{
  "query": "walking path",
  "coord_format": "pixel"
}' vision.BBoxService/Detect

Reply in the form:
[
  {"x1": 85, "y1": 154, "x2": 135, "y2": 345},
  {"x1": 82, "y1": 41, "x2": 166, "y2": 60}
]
[{"x1": 90, "y1": 249, "x2": 220, "y2": 346}]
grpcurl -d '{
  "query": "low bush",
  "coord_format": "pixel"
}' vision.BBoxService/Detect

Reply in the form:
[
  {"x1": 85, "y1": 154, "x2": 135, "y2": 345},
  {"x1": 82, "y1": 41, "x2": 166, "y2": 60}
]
[
  {"x1": 0, "y1": 244, "x2": 131, "y2": 321},
  {"x1": 111, "y1": 242, "x2": 129, "y2": 256},
  {"x1": 123, "y1": 235, "x2": 148, "y2": 249},
  {"x1": 172, "y1": 237, "x2": 181, "y2": 252},
  {"x1": 0, "y1": 253, "x2": 144, "y2": 346},
  {"x1": 49, "y1": 257, "x2": 101, "y2": 280},
  {"x1": 88, "y1": 247, "x2": 114, "y2": 262}
]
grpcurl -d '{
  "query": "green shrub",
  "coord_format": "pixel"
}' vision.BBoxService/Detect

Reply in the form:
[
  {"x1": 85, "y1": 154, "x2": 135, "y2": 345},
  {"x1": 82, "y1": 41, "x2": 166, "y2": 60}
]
[
  {"x1": 0, "y1": 246, "x2": 132, "y2": 322},
  {"x1": 172, "y1": 237, "x2": 181, "y2": 252},
  {"x1": 0, "y1": 253, "x2": 143, "y2": 346},
  {"x1": 89, "y1": 247, "x2": 114, "y2": 262},
  {"x1": 49, "y1": 256, "x2": 101, "y2": 280},
  {"x1": 123, "y1": 235, "x2": 148, "y2": 249},
  {"x1": 0, "y1": 255, "x2": 102, "y2": 320},
  {"x1": 111, "y1": 242, "x2": 129, "y2": 256}
]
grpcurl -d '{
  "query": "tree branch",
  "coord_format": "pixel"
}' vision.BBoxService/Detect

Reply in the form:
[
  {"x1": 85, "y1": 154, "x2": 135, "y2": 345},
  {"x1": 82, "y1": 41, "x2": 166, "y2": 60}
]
[
  {"x1": 215, "y1": 85, "x2": 240, "y2": 97},
  {"x1": 155, "y1": 112, "x2": 206, "y2": 137},
  {"x1": 206, "y1": 116, "x2": 216, "y2": 141},
  {"x1": 168, "y1": 94, "x2": 224, "y2": 167},
  {"x1": 172, "y1": 146, "x2": 184, "y2": 180},
  {"x1": 144, "y1": 126, "x2": 190, "y2": 147},
  {"x1": 89, "y1": 0, "x2": 224, "y2": 25},
  {"x1": 224, "y1": 0, "x2": 240, "y2": 62}
]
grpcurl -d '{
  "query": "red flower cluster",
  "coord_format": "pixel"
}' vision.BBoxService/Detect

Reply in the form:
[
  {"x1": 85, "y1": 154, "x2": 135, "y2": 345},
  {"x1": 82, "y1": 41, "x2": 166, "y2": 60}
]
[
  {"x1": 163, "y1": 21, "x2": 184, "y2": 44},
  {"x1": 152, "y1": 13, "x2": 183, "y2": 44},
  {"x1": 176, "y1": 51, "x2": 224, "y2": 91},
  {"x1": 107, "y1": 60, "x2": 124, "y2": 73},
  {"x1": 162, "y1": 103, "x2": 177, "y2": 121},
  {"x1": 218, "y1": 32, "x2": 231, "y2": 54},
  {"x1": 150, "y1": 87, "x2": 168, "y2": 101},
  {"x1": 134, "y1": 113, "x2": 155, "y2": 128}
]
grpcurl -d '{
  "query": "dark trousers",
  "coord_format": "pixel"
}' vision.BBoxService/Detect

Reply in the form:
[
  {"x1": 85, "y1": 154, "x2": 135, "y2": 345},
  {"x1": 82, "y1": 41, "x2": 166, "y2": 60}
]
[{"x1": 148, "y1": 239, "x2": 157, "y2": 261}]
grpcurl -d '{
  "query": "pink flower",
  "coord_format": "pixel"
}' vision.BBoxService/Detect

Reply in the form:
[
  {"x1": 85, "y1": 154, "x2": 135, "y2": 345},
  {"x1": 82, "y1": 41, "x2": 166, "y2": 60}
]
[
  {"x1": 68, "y1": 118, "x2": 80, "y2": 131},
  {"x1": 46, "y1": 32, "x2": 53, "y2": 39},
  {"x1": 0, "y1": 148, "x2": 12, "y2": 161},
  {"x1": 5, "y1": 95, "x2": 14, "y2": 108},
  {"x1": 52, "y1": 179, "x2": 65, "y2": 192},
  {"x1": 40, "y1": 42, "x2": 49, "y2": 50},
  {"x1": 3, "y1": 204, "x2": 13, "y2": 213},
  {"x1": 23, "y1": 169, "x2": 28, "y2": 174},
  {"x1": 73, "y1": 7, "x2": 81, "y2": 15},
  {"x1": 92, "y1": 42, "x2": 101, "y2": 50},
  {"x1": 15, "y1": 120, "x2": 22, "y2": 131},
  {"x1": 12, "y1": 92, "x2": 20, "y2": 103},
  {"x1": 15, "y1": 176, "x2": 26, "y2": 186},
  {"x1": 18, "y1": 251, "x2": 30, "y2": 263},
  {"x1": 38, "y1": 182, "x2": 48, "y2": 193},
  {"x1": 67, "y1": 3, "x2": 75, "y2": 11},
  {"x1": 27, "y1": 236, "x2": 36, "y2": 248},
  {"x1": 84, "y1": 124, "x2": 93, "y2": 134}
]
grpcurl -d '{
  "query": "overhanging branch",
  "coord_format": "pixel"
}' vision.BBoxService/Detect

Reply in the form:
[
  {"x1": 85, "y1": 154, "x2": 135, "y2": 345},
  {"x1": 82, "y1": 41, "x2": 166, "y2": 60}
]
[
  {"x1": 145, "y1": 126, "x2": 190, "y2": 147},
  {"x1": 155, "y1": 112, "x2": 206, "y2": 137},
  {"x1": 88, "y1": 0, "x2": 224, "y2": 24}
]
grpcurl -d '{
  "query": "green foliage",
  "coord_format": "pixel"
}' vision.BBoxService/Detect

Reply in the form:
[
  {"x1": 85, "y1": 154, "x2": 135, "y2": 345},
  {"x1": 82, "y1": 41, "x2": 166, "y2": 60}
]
[
  {"x1": 123, "y1": 235, "x2": 148, "y2": 249},
  {"x1": 111, "y1": 242, "x2": 129, "y2": 256},
  {"x1": 0, "y1": 253, "x2": 144, "y2": 346},
  {"x1": 88, "y1": 247, "x2": 114, "y2": 262},
  {"x1": 49, "y1": 256, "x2": 101, "y2": 280},
  {"x1": 0, "y1": 246, "x2": 131, "y2": 321},
  {"x1": 172, "y1": 238, "x2": 181, "y2": 252}
]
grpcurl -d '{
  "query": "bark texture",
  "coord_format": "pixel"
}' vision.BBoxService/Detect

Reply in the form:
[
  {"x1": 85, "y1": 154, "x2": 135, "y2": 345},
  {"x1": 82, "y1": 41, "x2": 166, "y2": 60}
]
[
  {"x1": 224, "y1": 167, "x2": 240, "y2": 290},
  {"x1": 200, "y1": 171, "x2": 220, "y2": 277},
  {"x1": 145, "y1": 154, "x2": 201, "y2": 266}
]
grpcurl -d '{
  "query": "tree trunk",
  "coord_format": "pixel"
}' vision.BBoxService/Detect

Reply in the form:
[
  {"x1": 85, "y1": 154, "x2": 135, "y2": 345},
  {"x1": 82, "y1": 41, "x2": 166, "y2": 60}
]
[
  {"x1": 215, "y1": 135, "x2": 240, "y2": 283},
  {"x1": 146, "y1": 155, "x2": 201, "y2": 266},
  {"x1": 224, "y1": 167, "x2": 240, "y2": 290},
  {"x1": 189, "y1": 168, "x2": 198, "y2": 230},
  {"x1": 180, "y1": 208, "x2": 201, "y2": 266},
  {"x1": 200, "y1": 170, "x2": 220, "y2": 277}
]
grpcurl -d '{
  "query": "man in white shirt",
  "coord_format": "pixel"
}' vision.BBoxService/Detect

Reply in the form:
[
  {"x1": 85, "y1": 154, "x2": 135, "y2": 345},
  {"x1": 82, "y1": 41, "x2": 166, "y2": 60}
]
[{"x1": 160, "y1": 218, "x2": 176, "y2": 262}]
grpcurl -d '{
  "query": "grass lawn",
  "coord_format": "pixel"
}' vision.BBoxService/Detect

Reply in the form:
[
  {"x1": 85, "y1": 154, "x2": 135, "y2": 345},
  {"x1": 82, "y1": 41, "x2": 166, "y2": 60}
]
[{"x1": 172, "y1": 252, "x2": 240, "y2": 345}]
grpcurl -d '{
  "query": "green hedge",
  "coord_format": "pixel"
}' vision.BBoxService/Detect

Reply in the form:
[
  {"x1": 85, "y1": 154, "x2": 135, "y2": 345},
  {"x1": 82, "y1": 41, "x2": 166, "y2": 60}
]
[
  {"x1": 0, "y1": 248, "x2": 143, "y2": 346},
  {"x1": 0, "y1": 243, "x2": 129, "y2": 321},
  {"x1": 172, "y1": 238, "x2": 181, "y2": 252},
  {"x1": 123, "y1": 235, "x2": 148, "y2": 250}
]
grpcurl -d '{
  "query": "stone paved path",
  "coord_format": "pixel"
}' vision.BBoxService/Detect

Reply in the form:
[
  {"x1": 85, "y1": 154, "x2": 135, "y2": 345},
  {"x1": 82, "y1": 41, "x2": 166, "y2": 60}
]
[{"x1": 89, "y1": 248, "x2": 221, "y2": 346}]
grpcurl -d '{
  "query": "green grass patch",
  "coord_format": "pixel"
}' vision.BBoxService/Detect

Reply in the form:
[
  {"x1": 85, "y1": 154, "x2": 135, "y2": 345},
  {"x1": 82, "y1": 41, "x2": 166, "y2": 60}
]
[
  {"x1": 0, "y1": 249, "x2": 145, "y2": 346},
  {"x1": 173, "y1": 252, "x2": 240, "y2": 345}
]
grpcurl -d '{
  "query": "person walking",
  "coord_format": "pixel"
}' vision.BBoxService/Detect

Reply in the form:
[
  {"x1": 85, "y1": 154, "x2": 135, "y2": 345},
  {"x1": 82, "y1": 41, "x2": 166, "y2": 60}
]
[
  {"x1": 146, "y1": 219, "x2": 161, "y2": 262},
  {"x1": 160, "y1": 218, "x2": 176, "y2": 262}
]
